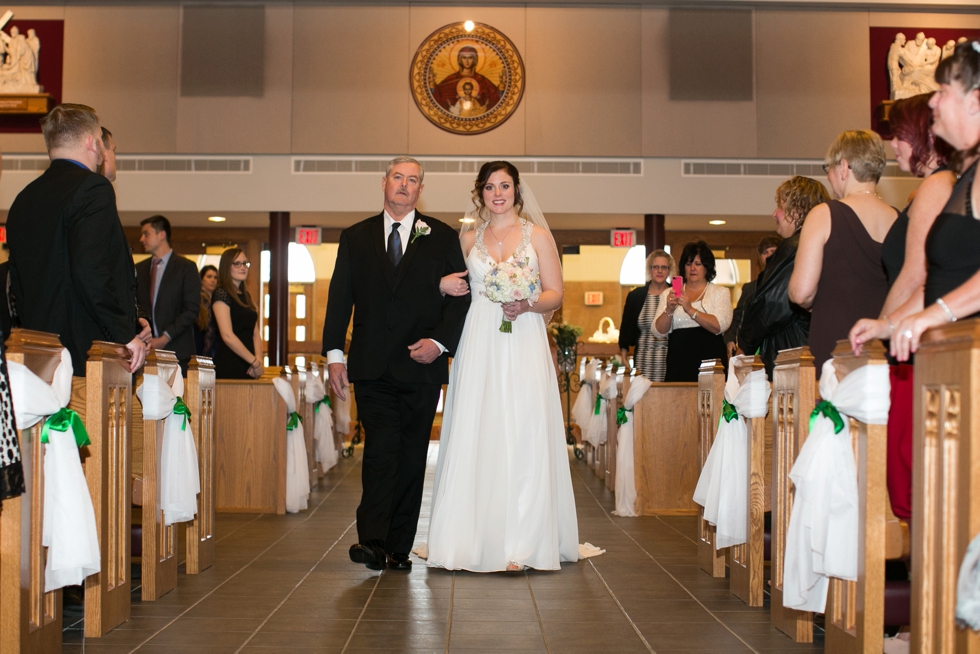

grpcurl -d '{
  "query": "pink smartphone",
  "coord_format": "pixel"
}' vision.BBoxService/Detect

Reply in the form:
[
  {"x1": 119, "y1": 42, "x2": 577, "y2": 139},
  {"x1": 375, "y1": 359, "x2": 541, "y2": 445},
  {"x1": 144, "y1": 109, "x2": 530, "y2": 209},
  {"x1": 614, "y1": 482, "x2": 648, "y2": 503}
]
[{"x1": 671, "y1": 276, "x2": 683, "y2": 297}]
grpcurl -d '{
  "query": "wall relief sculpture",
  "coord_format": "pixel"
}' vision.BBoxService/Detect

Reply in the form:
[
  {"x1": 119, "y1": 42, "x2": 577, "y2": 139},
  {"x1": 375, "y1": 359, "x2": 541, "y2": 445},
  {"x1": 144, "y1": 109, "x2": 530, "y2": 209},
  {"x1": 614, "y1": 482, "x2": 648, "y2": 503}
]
[{"x1": 888, "y1": 32, "x2": 967, "y2": 100}]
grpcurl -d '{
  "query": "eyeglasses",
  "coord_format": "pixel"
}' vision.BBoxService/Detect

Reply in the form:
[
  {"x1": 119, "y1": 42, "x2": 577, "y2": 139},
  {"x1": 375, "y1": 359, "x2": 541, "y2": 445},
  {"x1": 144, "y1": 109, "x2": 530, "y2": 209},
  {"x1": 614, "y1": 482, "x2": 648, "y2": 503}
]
[
  {"x1": 822, "y1": 163, "x2": 832, "y2": 173},
  {"x1": 231, "y1": 261, "x2": 251, "y2": 268},
  {"x1": 649, "y1": 265, "x2": 670, "y2": 272}
]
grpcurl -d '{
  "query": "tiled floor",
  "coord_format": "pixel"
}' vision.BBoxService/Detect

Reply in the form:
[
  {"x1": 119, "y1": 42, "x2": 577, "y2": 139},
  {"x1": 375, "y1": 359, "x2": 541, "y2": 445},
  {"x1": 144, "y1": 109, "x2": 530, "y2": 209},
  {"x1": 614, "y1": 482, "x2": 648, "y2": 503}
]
[{"x1": 64, "y1": 445, "x2": 824, "y2": 653}]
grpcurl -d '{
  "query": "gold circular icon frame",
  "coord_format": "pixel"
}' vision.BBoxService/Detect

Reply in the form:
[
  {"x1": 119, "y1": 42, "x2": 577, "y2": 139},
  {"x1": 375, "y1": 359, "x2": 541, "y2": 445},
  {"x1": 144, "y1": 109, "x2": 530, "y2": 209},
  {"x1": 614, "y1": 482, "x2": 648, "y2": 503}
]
[{"x1": 410, "y1": 22, "x2": 525, "y2": 135}]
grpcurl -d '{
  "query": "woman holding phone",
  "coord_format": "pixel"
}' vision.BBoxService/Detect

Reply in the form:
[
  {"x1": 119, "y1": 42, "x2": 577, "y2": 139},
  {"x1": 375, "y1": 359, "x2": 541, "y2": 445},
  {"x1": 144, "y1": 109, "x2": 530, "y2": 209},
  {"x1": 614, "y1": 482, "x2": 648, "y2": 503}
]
[
  {"x1": 653, "y1": 241, "x2": 733, "y2": 382},
  {"x1": 618, "y1": 249, "x2": 675, "y2": 381}
]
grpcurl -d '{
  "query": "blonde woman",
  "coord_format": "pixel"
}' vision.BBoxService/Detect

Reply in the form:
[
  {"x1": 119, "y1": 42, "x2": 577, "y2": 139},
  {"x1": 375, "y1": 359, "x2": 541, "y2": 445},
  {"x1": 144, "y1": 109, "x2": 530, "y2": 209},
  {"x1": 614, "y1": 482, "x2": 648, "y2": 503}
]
[{"x1": 619, "y1": 250, "x2": 674, "y2": 381}]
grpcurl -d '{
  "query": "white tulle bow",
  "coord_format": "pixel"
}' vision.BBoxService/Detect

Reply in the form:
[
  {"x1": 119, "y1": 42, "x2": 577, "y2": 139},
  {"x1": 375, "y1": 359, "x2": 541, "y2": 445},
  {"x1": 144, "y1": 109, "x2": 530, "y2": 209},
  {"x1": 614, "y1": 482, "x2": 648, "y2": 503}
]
[
  {"x1": 692, "y1": 358, "x2": 771, "y2": 549},
  {"x1": 613, "y1": 375, "x2": 652, "y2": 517},
  {"x1": 571, "y1": 359, "x2": 599, "y2": 432},
  {"x1": 8, "y1": 349, "x2": 101, "y2": 592},
  {"x1": 272, "y1": 378, "x2": 311, "y2": 513},
  {"x1": 782, "y1": 359, "x2": 890, "y2": 613},
  {"x1": 305, "y1": 374, "x2": 337, "y2": 472},
  {"x1": 136, "y1": 372, "x2": 200, "y2": 526},
  {"x1": 585, "y1": 372, "x2": 618, "y2": 448}
]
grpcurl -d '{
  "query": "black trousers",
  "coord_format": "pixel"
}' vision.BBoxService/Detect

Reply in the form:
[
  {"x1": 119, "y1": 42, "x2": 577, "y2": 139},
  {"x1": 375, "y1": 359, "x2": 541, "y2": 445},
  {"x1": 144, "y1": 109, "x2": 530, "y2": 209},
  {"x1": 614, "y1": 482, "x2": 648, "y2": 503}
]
[{"x1": 352, "y1": 370, "x2": 441, "y2": 554}]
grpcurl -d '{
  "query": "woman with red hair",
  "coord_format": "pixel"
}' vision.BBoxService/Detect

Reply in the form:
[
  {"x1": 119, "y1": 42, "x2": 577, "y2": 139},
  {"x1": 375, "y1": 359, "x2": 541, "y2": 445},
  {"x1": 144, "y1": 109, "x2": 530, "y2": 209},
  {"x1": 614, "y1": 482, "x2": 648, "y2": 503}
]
[{"x1": 849, "y1": 92, "x2": 955, "y2": 520}]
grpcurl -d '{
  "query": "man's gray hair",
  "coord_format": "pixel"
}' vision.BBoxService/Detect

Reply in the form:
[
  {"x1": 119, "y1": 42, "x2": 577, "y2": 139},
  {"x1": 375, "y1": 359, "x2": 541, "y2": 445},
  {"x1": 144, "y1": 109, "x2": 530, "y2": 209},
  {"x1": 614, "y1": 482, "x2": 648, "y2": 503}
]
[{"x1": 386, "y1": 156, "x2": 424, "y2": 183}]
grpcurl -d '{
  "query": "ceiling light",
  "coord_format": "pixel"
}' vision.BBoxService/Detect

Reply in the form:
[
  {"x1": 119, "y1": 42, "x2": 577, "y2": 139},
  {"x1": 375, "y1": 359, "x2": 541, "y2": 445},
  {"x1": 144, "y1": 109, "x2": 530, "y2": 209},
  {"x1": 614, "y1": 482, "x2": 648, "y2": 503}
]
[
  {"x1": 708, "y1": 220, "x2": 726, "y2": 226},
  {"x1": 464, "y1": 20, "x2": 475, "y2": 31},
  {"x1": 459, "y1": 217, "x2": 475, "y2": 224},
  {"x1": 208, "y1": 216, "x2": 226, "y2": 222}
]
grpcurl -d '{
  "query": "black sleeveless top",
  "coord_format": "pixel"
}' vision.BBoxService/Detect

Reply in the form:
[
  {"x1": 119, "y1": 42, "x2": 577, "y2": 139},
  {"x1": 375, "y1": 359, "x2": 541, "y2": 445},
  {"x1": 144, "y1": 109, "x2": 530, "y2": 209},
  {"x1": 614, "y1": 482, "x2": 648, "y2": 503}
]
[
  {"x1": 212, "y1": 286, "x2": 258, "y2": 379},
  {"x1": 925, "y1": 161, "x2": 980, "y2": 313},
  {"x1": 881, "y1": 165, "x2": 951, "y2": 285}
]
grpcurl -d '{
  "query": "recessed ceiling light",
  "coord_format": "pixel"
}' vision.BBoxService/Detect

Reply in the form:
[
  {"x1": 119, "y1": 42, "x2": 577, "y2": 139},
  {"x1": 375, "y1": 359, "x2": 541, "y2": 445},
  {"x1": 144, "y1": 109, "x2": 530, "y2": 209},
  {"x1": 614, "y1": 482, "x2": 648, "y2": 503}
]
[
  {"x1": 708, "y1": 220, "x2": 726, "y2": 226},
  {"x1": 208, "y1": 216, "x2": 226, "y2": 222},
  {"x1": 464, "y1": 20, "x2": 475, "y2": 31}
]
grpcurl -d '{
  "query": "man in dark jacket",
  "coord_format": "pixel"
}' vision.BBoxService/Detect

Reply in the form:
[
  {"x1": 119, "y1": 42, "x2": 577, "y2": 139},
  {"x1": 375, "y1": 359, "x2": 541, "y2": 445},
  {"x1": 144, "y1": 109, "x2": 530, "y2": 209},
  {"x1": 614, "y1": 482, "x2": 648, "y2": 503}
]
[{"x1": 7, "y1": 104, "x2": 146, "y2": 374}]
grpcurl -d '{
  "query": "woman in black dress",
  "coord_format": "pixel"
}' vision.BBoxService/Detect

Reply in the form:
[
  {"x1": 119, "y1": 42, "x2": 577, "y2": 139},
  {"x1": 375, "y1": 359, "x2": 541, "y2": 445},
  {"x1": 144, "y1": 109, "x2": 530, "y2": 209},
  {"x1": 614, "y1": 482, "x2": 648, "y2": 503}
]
[
  {"x1": 194, "y1": 264, "x2": 219, "y2": 358},
  {"x1": 889, "y1": 41, "x2": 980, "y2": 360},
  {"x1": 212, "y1": 249, "x2": 264, "y2": 379}
]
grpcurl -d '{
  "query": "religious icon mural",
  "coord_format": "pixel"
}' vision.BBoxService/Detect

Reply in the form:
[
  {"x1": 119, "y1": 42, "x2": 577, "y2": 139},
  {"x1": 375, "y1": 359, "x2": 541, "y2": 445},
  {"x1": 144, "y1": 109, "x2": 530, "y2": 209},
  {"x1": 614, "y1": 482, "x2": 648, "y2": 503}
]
[{"x1": 410, "y1": 22, "x2": 524, "y2": 135}]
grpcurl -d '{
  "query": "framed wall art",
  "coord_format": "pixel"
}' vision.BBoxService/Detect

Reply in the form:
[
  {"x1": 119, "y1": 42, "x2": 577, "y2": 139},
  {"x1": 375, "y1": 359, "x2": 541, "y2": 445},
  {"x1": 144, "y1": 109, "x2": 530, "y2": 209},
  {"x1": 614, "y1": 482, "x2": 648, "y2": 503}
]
[{"x1": 410, "y1": 22, "x2": 524, "y2": 135}]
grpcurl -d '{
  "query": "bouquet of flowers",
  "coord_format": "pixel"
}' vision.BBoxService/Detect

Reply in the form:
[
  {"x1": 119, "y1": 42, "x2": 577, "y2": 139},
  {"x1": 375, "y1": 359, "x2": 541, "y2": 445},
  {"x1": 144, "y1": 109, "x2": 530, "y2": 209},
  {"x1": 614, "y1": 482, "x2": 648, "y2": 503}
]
[{"x1": 483, "y1": 257, "x2": 541, "y2": 333}]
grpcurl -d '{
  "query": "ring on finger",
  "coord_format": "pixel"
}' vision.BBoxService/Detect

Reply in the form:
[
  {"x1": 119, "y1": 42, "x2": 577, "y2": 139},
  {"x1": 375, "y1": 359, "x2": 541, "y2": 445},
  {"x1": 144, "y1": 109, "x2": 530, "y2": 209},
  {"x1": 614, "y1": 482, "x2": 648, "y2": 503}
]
[{"x1": 903, "y1": 329, "x2": 913, "y2": 339}]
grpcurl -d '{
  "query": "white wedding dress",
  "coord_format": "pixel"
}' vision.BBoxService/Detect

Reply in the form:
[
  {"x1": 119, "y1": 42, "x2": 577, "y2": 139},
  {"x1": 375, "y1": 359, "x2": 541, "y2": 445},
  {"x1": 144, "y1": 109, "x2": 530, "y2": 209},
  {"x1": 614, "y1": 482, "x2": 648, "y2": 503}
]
[{"x1": 426, "y1": 219, "x2": 580, "y2": 572}]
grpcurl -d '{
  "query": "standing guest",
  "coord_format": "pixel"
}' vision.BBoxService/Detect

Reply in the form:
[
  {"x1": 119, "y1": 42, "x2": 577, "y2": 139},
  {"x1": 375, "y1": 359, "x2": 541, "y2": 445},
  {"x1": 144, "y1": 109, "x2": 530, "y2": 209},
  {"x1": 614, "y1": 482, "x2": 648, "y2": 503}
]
[
  {"x1": 618, "y1": 250, "x2": 675, "y2": 381},
  {"x1": 739, "y1": 177, "x2": 831, "y2": 378},
  {"x1": 653, "y1": 241, "x2": 733, "y2": 382},
  {"x1": 724, "y1": 235, "x2": 782, "y2": 358},
  {"x1": 97, "y1": 126, "x2": 116, "y2": 182},
  {"x1": 212, "y1": 249, "x2": 264, "y2": 380},
  {"x1": 789, "y1": 130, "x2": 898, "y2": 375},
  {"x1": 6, "y1": 103, "x2": 145, "y2": 374},
  {"x1": 194, "y1": 265, "x2": 219, "y2": 358},
  {"x1": 848, "y1": 93, "x2": 955, "y2": 521},
  {"x1": 136, "y1": 215, "x2": 202, "y2": 374}
]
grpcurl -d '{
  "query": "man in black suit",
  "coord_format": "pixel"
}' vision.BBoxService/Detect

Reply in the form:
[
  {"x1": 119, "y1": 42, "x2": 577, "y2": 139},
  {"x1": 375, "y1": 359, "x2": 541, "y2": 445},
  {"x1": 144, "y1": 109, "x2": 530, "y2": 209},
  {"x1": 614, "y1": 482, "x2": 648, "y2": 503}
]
[
  {"x1": 135, "y1": 215, "x2": 202, "y2": 374},
  {"x1": 323, "y1": 156, "x2": 469, "y2": 571},
  {"x1": 7, "y1": 103, "x2": 146, "y2": 375}
]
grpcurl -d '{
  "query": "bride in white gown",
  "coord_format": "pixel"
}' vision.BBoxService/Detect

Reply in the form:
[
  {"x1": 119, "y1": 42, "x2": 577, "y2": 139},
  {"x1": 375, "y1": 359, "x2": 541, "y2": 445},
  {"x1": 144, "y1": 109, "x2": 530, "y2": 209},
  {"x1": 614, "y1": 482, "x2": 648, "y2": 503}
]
[{"x1": 426, "y1": 161, "x2": 580, "y2": 572}]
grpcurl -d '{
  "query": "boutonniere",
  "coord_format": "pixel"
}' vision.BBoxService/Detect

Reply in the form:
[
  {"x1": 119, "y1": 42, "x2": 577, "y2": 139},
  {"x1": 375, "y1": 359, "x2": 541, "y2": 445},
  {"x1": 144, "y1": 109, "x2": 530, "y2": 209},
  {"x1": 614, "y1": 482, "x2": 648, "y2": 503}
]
[{"x1": 410, "y1": 220, "x2": 431, "y2": 243}]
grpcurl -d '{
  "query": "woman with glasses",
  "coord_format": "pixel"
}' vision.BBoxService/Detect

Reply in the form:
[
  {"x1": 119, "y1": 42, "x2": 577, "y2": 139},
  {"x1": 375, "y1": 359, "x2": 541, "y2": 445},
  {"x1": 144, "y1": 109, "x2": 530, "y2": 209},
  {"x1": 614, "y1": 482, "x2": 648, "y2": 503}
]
[
  {"x1": 653, "y1": 241, "x2": 732, "y2": 382},
  {"x1": 619, "y1": 249, "x2": 675, "y2": 381},
  {"x1": 212, "y1": 248, "x2": 264, "y2": 379},
  {"x1": 788, "y1": 130, "x2": 898, "y2": 376}
]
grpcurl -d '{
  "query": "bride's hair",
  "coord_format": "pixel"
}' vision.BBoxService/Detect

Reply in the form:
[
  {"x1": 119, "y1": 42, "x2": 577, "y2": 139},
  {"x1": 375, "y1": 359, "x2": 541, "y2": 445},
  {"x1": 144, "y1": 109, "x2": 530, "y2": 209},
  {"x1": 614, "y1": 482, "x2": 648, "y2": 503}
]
[{"x1": 471, "y1": 161, "x2": 524, "y2": 219}]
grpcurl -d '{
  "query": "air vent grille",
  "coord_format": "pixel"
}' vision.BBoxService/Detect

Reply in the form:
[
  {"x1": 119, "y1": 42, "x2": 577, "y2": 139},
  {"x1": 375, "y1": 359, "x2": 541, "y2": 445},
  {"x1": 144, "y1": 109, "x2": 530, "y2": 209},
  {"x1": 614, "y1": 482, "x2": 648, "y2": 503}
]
[
  {"x1": 1, "y1": 156, "x2": 252, "y2": 173},
  {"x1": 293, "y1": 157, "x2": 642, "y2": 176},
  {"x1": 683, "y1": 160, "x2": 912, "y2": 179}
]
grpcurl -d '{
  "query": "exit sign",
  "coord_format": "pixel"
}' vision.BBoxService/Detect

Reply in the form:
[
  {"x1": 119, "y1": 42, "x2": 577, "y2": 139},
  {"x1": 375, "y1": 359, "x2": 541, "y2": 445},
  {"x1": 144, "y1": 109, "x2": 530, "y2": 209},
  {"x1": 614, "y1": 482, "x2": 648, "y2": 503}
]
[
  {"x1": 295, "y1": 227, "x2": 321, "y2": 246},
  {"x1": 611, "y1": 229, "x2": 635, "y2": 248},
  {"x1": 0, "y1": 226, "x2": 6, "y2": 243}
]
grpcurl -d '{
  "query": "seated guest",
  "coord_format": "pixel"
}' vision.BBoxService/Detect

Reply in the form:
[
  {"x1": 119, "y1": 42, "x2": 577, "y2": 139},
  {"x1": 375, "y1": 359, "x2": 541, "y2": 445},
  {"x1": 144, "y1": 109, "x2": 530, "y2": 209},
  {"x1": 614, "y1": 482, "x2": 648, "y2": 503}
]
[
  {"x1": 619, "y1": 249, "x2": 675, "y2": 382},
  {"x1": 194, "y1": 265, "x2": 219, "y2": 358},
  {"x1": 848, "y1": 93, "x2": 955, "y2": 521},
  {"x1": 724, "y1": 235, "x2": 782, "y2": 359},
  {"x1": 789, "y1": 130, "x2": 898, "y2": 376},
  {"x1": 212, "y1": 249, "x2": 264, "y2": 379},
  {"x1": 739, "y1": 177, "x2": 831, "y2": 378},
  {"x1": 653, "y1": 241, "x2": 732, "y2": 382}
]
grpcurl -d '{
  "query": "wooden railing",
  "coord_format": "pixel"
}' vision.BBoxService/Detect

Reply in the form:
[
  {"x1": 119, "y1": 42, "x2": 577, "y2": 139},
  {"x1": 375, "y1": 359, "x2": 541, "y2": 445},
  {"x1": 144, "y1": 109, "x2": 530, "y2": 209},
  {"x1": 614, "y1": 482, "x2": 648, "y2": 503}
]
[
  {"x1": 184, "y1": 356, "x2": 215, "y2": 574},
  {"x1": 697, "y1": 359, "x2": 726, "y2": 577}
]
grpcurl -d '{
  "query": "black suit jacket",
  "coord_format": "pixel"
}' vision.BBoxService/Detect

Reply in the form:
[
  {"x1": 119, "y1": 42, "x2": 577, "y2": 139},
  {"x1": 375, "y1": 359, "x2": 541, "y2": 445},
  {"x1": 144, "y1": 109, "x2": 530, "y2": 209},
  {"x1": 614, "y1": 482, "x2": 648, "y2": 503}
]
[
  {"x1": 7, "y1": 159, "x2": 138, "y2": 374},
  {"x1": 136, "y1": 252, "x2": 202, "y2": 367},
  {"x1": 321, "y1": 212, "x2": 469, "y2": 385}
]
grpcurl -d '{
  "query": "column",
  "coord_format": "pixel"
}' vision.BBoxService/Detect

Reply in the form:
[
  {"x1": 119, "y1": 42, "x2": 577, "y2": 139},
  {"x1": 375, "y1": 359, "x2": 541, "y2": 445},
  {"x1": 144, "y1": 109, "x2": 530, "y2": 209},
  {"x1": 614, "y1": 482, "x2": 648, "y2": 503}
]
[
  {"x1": 268, "y1": 212, "x2": 290, "y2": 367},
  {"x1": 644, "y1": 213, "x2": 665, "y2": 253}
]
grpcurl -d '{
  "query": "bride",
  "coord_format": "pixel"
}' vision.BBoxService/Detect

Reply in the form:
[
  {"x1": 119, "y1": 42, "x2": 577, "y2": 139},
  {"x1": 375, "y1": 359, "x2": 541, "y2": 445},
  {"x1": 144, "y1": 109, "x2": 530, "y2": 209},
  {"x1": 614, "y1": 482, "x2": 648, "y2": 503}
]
[{"x1": 425, "y1": 161, "x2": 580, "y2": 572}]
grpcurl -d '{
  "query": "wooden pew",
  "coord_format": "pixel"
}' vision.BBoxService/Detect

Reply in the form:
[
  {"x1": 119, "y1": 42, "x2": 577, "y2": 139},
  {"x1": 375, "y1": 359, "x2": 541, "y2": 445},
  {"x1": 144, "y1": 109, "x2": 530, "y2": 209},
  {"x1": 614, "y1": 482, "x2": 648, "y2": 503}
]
[
  {"x1": 697, "y1": 359, "x2": 726, "y2": 577},
  {"x1": 631, "y1": 381, "x2": 700, "y2": 515},
  {"x1": 184, "y1": 356, "x2": 215, "y2": 575},
  {"x1": 604, "y1": 367, "x2": 622, "y2": 492},
  {"x1": 309, "y1": 359, "x2": 326, "y2": 479},
  {"x1": 729, "y1": 355, "x2": 769, "y2": 608},
  {"x1": 132, "y1": 350, "x2": 180, "y2": 601},
  {"x1": 1, "y1": 329, "x2": 65, "y2": 653},
  {"x1": 72, "y1": 342, "x2": 132, "y2": 638},
  {"x1": 912, "y1": 319, "x2": 980, "y2": 653},
  {"x1": 215, "y1": 369, "x2": 288, "y2": 513},
  {"x1": 769, "y1": 347, "x2": 816, "y2": 642},
  {"x1": 284, "y1": 365, "x2": 316, "y2": 489}
]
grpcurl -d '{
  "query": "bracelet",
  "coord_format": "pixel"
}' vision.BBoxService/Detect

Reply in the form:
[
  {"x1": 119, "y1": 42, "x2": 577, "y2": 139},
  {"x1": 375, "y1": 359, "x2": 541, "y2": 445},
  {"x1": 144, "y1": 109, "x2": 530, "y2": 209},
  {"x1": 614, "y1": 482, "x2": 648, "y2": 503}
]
[
  {"x1": 250, "y1": 358, "x2": 259, "y2": 367},
  {"x1": 936, "y1": 297, "x2": 958, "y2": 323},
  {"x1": 883, "y1": 315, "x2": 895, "y2": 334},
  {"x1": 692, "y1": 310, "x2": 699, "y2": 321}
]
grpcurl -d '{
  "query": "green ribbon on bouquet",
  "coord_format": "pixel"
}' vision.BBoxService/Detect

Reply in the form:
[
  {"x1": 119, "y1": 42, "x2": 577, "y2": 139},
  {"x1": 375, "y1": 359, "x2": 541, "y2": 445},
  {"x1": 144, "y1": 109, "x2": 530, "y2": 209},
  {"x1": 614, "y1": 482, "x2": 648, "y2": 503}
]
[
  {"x1": 809, "y1": 400, "x2": 845, "y2": 434},
  {"x1": 616, "y1": 406, "x2": 632, "y2": 426},
  {"x1": 171, "y1": 397, "x2": 191, "y2": 430},
  {"x1": 721, "y1": 399, "x2": 739, "y2": 424},
  {"x1": 40, "y1": 407, "x2": 91, "y2": 448},
  {"x1": 594, "y1": 394, "x2": 603, "y2": 415},
  {"x1": 314, "y1": 397, "x2": 331, "y2": 413},
  {"x1": 286, "y1": 411, "x2": 303, "y2": 431}
]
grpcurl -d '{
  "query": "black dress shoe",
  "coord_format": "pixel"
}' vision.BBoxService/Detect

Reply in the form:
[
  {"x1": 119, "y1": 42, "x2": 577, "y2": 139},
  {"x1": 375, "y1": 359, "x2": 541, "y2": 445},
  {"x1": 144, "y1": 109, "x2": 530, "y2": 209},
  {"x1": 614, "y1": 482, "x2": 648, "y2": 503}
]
[
  {"x1": 349, "y1": 543, "x2": 386, "y2": 570},
  {"x1": 387, "y1": 552, "x2": 412, "y2": 571}
]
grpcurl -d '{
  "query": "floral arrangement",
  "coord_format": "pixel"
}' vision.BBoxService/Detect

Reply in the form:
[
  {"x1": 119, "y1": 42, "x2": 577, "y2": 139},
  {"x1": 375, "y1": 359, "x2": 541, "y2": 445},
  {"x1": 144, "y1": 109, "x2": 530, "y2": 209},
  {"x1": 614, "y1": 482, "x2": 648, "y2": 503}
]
[
  {"x1": 548, "y1": 321, "x2": 583, "y2": 350},
  {"x1": 483, "y1": 257, "x2": 541, "y2": 333}
]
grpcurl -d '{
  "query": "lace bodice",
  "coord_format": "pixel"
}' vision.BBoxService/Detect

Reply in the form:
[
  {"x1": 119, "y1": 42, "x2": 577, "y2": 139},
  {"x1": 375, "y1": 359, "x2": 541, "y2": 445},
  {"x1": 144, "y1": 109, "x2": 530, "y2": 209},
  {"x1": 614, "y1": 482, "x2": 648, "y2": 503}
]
[{"x1": 468, "y1": 219, "x2": 538, "y2": 301}]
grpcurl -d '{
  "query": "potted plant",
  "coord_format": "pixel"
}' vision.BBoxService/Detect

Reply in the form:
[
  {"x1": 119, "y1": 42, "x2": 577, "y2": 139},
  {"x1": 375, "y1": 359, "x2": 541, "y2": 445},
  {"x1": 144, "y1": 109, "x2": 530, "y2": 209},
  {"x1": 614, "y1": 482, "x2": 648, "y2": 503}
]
[{"x1": 548, "y1": 322, "x2": 583, "y2": 373}]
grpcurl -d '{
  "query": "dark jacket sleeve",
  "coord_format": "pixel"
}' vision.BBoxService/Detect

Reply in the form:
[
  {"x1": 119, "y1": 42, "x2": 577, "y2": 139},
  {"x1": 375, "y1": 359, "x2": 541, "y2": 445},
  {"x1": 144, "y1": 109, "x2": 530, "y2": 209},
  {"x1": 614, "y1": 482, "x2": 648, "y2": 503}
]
[
  {"x1": 161, "y1": 257, "x2": 202, "y2": 341},
  {"x1": 65, "y1": 179, "x2": 136, "y2": 344},
  {"x1": 738, "y1": 236, "x2": 800, "y2": 356},
  {"x1": 618, "y1": 284, "x2": 648, "y2": 350},
  {"x1": 322, "y1": 229, "x2": 354, "y2": 355},
  {"x1": 427, "y1": 225, "x2": 469, "y2": 357},
  {"x1": 725, "y1": 278, "x2": 756, "y2": 345}
]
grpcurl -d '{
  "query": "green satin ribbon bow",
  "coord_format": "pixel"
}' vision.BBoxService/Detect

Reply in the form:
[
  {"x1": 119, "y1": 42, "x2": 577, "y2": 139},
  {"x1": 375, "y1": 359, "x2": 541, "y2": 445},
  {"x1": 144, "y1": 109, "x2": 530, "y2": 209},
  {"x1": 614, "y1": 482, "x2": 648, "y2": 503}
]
[
  {"x1": 314, "y1": 397, "x2": 331, "y2": 413},
  {"x1": 809, "y1": 400, "x2": 845, "y2": 434},
  {"x1": 40, "y1": 407, "x2": 90, "y2": 448},
  {"x1": 172, "y1": 397, "x2": 191, "y2": 431},
  {"x1": 721, "y1": 399, "x2": 739, "y2": 424},
  {"x1": 594, "y1": 394, "x2": 603, "y2": 415},
  {"x1": 616, "y1": 406, "x2": 632, "y2": 426},
  {"x1": 286, "y1": 411, "x2": 303, "y2": 430}
]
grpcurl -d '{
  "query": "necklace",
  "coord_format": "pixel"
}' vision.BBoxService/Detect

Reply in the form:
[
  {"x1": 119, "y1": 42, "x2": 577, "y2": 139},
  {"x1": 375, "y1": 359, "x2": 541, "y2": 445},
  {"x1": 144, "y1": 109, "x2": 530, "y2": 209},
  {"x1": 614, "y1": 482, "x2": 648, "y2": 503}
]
[
  {"x1": 487, "y1": 220, "x2": 517, "y2": 246},
  {"x1": 844, "y1": 189, "x2": 880, "y2": 199}
]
